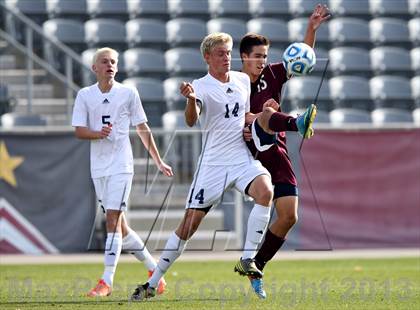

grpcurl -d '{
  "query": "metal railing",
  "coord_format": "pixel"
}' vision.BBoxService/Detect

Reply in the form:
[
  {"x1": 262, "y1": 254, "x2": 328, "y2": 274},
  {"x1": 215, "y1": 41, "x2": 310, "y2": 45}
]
[{"x1": 0, "y1": 2, "x2": 91, "y2": 121}]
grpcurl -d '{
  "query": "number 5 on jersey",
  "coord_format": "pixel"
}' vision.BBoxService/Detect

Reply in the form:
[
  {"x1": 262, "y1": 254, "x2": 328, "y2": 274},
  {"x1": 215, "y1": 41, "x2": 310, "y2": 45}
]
[{"x1": 188, "y1": 188, "x2": 205, "y2": 204}]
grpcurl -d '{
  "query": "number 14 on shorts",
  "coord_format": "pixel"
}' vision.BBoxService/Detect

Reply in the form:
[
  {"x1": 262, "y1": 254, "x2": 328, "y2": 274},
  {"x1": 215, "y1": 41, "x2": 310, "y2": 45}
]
[{"x1": 188, "y1": 188, "x2": 205, "y2": 205}]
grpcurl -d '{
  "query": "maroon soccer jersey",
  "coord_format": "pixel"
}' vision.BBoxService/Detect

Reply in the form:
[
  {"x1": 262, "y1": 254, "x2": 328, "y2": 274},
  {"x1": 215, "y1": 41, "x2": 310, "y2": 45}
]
[{"x1": 246, "y1": 62, "x2": 297, "y2": 186}]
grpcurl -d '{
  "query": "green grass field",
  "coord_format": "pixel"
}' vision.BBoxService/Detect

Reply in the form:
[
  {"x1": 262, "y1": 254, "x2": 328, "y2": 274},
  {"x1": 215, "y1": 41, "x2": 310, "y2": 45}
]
[{"x1": 1, "y1": 258, "x2": 419, "y2": 309}]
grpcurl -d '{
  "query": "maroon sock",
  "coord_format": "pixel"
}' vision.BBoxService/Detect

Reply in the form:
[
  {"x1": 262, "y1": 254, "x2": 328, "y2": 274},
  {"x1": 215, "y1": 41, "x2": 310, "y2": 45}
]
[
  {"x1": 268, "y1": 112, "x2": 298, "y2": 132},
  {"x1": 254, "y1": 229, "x2": 285, "y2": 271}
]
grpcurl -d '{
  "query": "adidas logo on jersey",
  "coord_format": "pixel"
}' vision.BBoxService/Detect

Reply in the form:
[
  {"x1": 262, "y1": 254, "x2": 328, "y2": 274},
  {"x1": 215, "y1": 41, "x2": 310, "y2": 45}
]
[
  {"x1": 102, "y1": 98, "x2": 110, "y2": 104},
  {"x1": 226, "y1": 87, "x2": 233, "y2": 94}
]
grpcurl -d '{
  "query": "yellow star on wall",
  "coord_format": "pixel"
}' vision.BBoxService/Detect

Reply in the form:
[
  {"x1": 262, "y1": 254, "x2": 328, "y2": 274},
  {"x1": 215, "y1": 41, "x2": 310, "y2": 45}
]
[{"x1": 0, "y1": 141, "x2": 24, "y2": 187}]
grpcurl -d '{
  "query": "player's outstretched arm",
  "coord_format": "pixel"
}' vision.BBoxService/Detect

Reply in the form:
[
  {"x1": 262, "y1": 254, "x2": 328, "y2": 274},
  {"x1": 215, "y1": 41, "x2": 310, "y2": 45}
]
[
  {"x1": 180, "y1": 82, "x2": 199, "y2": 127},
  {"x1": 136, "y1": 123, "x2": 174, "y2": 177},
  {"x1": 74, "y1": 125, "x2": 112, "y2": 140},
  {"x1": 304, "y1": 3, "x2": 331, "y2": 47}
]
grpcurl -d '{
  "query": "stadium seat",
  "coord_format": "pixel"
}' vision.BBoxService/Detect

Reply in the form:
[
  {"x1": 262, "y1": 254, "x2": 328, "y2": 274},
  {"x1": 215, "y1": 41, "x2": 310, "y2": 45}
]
[
  {"x1": 329, "y1": 0, "x2": 370, "y2": 18},
  {"x1": 208, "y1": 0, "x2": 249, "y2": 19},
  {"x1": 413, "y1": 108, "x2": 420, "y2": 125},
  {"x1": 43, "y1": 19, "x2": 85, "y2": 71},
  {"x1": 84, "y1": 19, "x2": 126, "y2": 50},
  {"x1": 1, "y1": 113, "x2": 46, "y2": 128},
  {"x1": 285, "y1": 76, "x2": 331, "y2": 111},
  {"x1": 329, "y1": 47, "x2": 371, "y2": 77},
  {"x1": 412, "y1": 76, "x2": 420, "y2": 107},
  {"x1": 166, "y1": 18, "x2": 207, "y2": 47},
  {"x1": 311, "y1": 47, "x2": 330, "y2": 75},
  {"x1": 248, "y1": 18, "x2": 289, "y2": 49},
  {"x1": 409, "y1": 0, "x2": 420, "y2": 16},
  {"x1": 162, "y1": 110, "x2": 190, "y2": 129},
  {"x1": 5, "y1": 0, "x2": 48, "y2": 24},
  {"x1": 328, "y1": 17, "x2": 370, "y2": 47},
  {"x1": 370, "y1": 47, "x2": 411, "y2": 76},
  {"x1": 164, "y1": 76, "x2": 194, "y2": 111},
  {"x1": 248, "y1": 0, "x2": 289, "y2": 18},
  {"x1": 46, "y1": 0, "x2": 88, "y2": 20},
  {"x1": 207, "y1": 18, "x2": 247, "y2": 43},
  {"x1": 288, "y1": 0, "x2": 319, "y2": 16},
  {"x1": 329, "y1": 76, "x2": 372, "y2": 110},
  {"x1": 289, "y1": 17, "x2": 330, "y2": 48},
  {"x1": 370, "y1": 75, "x2": 413, "y2": 109},
  {"x1": 265, "y1": 48, "x2": 283, "y2": 65},
  {"x1": 371, "y1": 108, "x2": 414, "y2": 125},
  {"x1": 330, "y1": 108, "x2": 372, "y2": 124},
  {"x1": 412, "y1": 47, "x2": 420, "y2": 74},
  {"x1": 369, "y1": 18, "x2": 410, "y2": 46},
  {"x1": 86, "y1": 0, "x2": 128, "y2": 20},
  {"x1": 165, "y1": 48, "x2": 207, "y2": 77},
  {"x1": 122, "y1": 77, "x2": 165, "y2": 127},
  {"x1": 126, "y1": 19, "x2": 166, "y2": 49},
  {"x1": 81, "y1": 48, "x2": 96, "y2": 86},
  {"x1": 123, "y1": 48, "x2": 166, "y2": 79},
  {"x1": 230, "y1": 48, "x2": 242, "y2": 71},
  {"x1": 408, "y1": 18, "x2": 420, "y2": 45},
  {"x1": 168, "y1": 0, "x2": 209, "y2": 19},
  {"x1": 369, "y1": 0, "x2": 410, "y2": 17},
  {"x1": 43, "y1": 19, "x2": 85, "y2": 49},
  {"x1": 127, "y1": 0, "x2": 168, "y2": 19}
]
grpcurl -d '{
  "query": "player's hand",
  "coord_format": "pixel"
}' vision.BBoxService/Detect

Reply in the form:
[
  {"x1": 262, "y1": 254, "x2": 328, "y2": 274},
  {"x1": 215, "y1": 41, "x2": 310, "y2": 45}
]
[
  {"x1": 263, "y1": 98, "x2": 280, "y2": 110},
  {"x1": 308, "y1": 4, "x2": 331, "y2": 31},
  {"x1": 99, "y1": 124, "x2": 112, "y2": 139},
  {"x1": 243, "y1": 125, "x2": 253, "y2": 142},
  {"x1": 158, "y1": 161, "x2": 174, "y2": 177},
  {"x1": 180, "y1": 82, "x2": 196, "y2": 100}
]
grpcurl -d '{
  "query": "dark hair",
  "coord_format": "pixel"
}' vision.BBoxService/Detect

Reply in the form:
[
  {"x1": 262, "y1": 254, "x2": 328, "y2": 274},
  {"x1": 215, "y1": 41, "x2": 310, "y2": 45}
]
[{"x1": 239, "y1": 33, "x2": 270, "y2": 56}]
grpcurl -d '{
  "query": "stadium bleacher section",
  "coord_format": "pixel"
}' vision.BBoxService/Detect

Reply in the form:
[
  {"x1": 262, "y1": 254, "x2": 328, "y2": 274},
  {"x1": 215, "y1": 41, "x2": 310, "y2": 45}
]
[{"x1": 0, "y1": 0, "x2": 419, "y2": 127}]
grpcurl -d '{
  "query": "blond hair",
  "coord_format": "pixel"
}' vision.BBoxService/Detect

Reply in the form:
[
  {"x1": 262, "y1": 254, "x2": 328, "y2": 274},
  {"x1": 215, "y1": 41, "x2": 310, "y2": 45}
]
[
  {"x1": 92, "y1": 47, "x2": 119, "y2": 64},
  {"x1": 200, "y1": 32, "x2": 233, "y2": 57}
]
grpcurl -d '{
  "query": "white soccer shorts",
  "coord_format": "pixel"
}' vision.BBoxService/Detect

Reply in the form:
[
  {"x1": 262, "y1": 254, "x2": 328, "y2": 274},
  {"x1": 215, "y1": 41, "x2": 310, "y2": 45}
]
[
  {"x1": 92, "y1": 173, "x2": 133, "y2": 212},
  {"x1": 186, "y1": 160, "x2": 270, "y2": 209}
]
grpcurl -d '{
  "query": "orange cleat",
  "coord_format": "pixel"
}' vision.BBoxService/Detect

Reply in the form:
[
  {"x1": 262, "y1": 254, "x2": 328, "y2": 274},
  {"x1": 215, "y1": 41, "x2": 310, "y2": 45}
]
[
  {"x1": 148, "y1": 270, "x2": 167, "y2": 295},
  {"x1": 87, "y1": 279, "x2": 112, "y2": 297}
]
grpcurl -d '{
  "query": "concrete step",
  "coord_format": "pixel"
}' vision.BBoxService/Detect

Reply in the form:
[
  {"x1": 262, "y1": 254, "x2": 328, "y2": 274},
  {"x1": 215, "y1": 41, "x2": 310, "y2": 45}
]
[
  {"x1": 134, "y1": 230, "x2": 240, "y2": 251},
  {"x1": 7, "y1": 84, "x2": 54, "y2": 98},
  {"x1": 15, "y1": 98, "x2": 69, "y2": 115},
  {"x1": 44, "y1": 114, "x2": 71, "y2": 126},
  {"x1": 127, "y1": 209, "x2": 224, "y2": 232},
  {"x1": 0, "y1": 55, "x2": 16, "y2": 69},
  {"x1": 0, "y1": 40, "x2": 8, "y2": 50},
  {"x1": 0, "y1": 69, "x2": 47, "y2": 84},
  {"x1": 130, "y1": 183, "x2": 189, "y2": 210}
]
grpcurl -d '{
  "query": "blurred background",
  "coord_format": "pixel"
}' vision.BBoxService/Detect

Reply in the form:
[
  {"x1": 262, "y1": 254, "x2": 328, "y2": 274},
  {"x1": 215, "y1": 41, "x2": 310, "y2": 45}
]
[{"x1": 0, "y1": 0, "x2": 419, "y2": 254}]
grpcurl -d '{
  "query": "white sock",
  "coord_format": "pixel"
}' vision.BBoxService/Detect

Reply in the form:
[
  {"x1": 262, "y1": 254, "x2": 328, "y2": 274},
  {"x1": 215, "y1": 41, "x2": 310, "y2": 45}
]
[
  {"x1": 102, "y1": 232, "x2": 122, "y2": 286},
  {"x1": 148, "y1": 232, "x2": 187, "y2": 288},
  {"x1": 122, "y1": 228, "x2": 157, "y2": 271},
  {"x1": 243, "y1": 204, "x2": 271, "y2": 259}
]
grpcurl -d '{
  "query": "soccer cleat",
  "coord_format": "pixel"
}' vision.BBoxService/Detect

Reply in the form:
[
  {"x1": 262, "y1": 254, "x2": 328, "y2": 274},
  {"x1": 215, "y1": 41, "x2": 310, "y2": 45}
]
[
  {"x1": 131, "y1": 282, "x2": 156, "y2": 301},
  {"x1": 296, "y1": 104, "x2": 317, "y2": 139},
  {"x1": 234, "y1": 258, "x2": 263, "y2": 278},
  {"x1": 249, "y1": 276, "x2": 267, "y2": 299},
  {"x1": 87, "y1": 279, "x2": 112, "y2": 297},
  {"x1": 148, "y1": 270, "x2": 166, "y2": 295}
]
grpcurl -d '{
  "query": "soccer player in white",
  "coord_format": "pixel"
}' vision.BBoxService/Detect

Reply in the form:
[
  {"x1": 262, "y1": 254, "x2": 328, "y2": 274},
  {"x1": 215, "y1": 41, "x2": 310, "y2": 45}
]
[
  {"x1": 71, "y1": 47, "x2": 173, "y2": 297},
  {"x1": 131, "y1": 33, "x2": 274, "y2": 301}
]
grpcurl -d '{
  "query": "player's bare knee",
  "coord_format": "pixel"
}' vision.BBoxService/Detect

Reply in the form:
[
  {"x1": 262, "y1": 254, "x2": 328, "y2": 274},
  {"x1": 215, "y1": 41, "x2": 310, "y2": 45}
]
[
  {"x1": 254, "y1": 183, "x2": 273, "y2": 206},
  {"x1": 284, "y1": 213, "x2": 298, "y2": 227}
]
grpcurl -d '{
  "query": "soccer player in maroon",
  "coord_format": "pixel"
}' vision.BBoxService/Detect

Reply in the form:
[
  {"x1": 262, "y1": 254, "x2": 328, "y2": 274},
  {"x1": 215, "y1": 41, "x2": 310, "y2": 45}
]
[{"x1": 237, "y1": 4, "x2": 331, "y2": 299}]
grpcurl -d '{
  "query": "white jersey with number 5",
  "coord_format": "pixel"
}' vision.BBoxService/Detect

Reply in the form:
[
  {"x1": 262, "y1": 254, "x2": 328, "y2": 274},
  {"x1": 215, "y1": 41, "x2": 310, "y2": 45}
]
[
  {"x1": 71, "y1": 82, "x2": 147, "y2": 178},
  {"x1": 192, "y1": 71, "x2": 253, "y2": 165}
]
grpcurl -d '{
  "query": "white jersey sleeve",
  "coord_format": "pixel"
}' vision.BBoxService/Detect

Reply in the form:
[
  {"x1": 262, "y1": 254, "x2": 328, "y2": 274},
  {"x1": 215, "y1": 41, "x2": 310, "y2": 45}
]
[
  {"x1": 129, "y1": 87, "x2": 148, "y2": 126},
  {"x1": 71, "y1": 90, "x2": 88, "y2": 127},
  {"x1": 192, "y1": 79, "x2": 204, "y2": 113}
]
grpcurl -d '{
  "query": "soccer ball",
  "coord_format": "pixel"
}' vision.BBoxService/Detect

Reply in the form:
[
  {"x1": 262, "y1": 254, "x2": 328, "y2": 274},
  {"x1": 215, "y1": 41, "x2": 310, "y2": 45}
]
[{"x1": 282, "y1": 42, "x2": 316, "y2": 76}]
